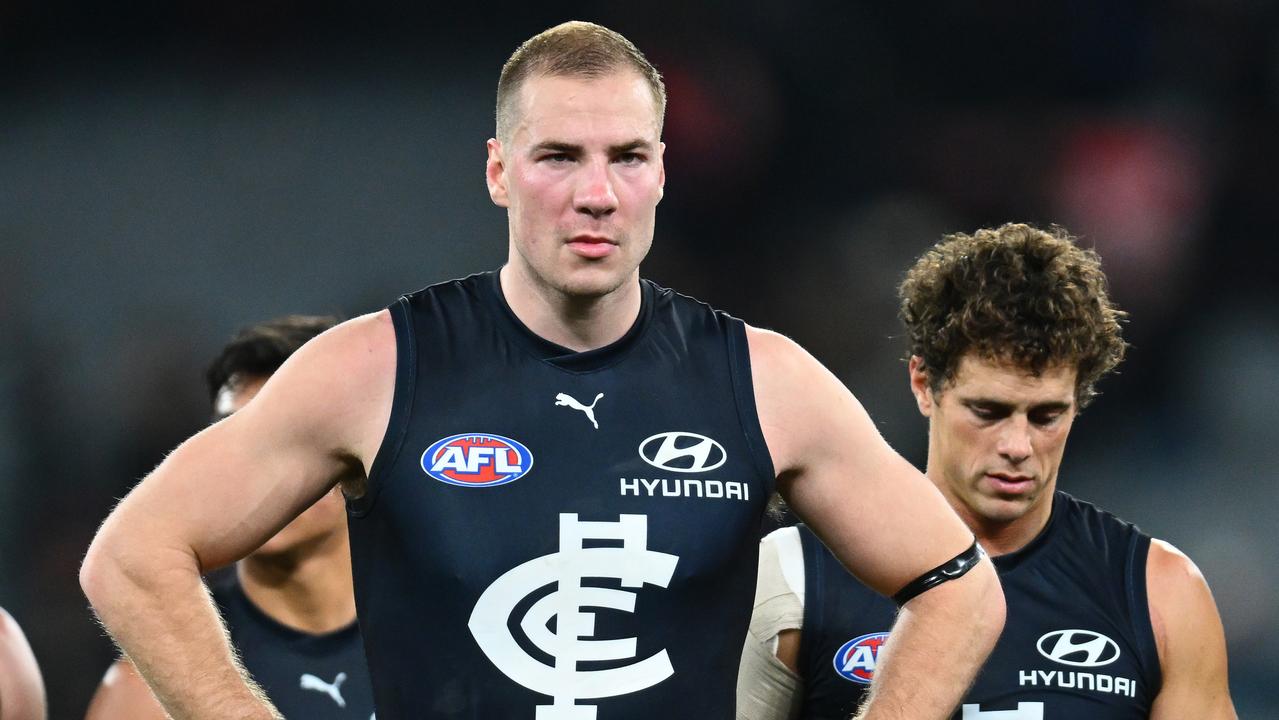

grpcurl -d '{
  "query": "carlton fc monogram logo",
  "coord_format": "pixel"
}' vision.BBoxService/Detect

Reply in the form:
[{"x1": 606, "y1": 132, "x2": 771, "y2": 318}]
[{"x1": 468, "y1": 513, "x2": 680, "y2": 719}]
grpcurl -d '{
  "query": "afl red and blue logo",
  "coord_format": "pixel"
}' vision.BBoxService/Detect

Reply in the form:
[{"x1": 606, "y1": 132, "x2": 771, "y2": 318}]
[
  {"x1": 421, "y1": 433, "x2": 534, "y2": 488},
  {"x1": 833, "y1": 631, "x2": 890, "y2": 684}
]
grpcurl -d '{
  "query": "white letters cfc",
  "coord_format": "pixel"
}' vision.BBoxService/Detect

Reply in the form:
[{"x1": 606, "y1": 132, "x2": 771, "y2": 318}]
[{"x1": 468, "y1": 513, "x2": 680, "y2": 719}]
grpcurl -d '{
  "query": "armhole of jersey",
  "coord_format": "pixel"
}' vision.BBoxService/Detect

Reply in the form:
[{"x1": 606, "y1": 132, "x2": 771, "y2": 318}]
[
  {"x1": 727, "y1": 320, "x2": 777, "y2": 499},
  {"x1": 797, "y1": 525, "x2": 823, "y2": 680},
  {"x1": 348, "y1": 296, "x2": 417, "y2": 518},
  {"x1": 1126, "y1": 531, "x2": 1163, "y2": 696}
]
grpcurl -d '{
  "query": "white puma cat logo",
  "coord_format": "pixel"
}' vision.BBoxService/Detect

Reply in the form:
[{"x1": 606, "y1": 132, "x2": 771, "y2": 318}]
[
  {"x1": 300, "y1": 671, "x2": 347, "y2": 708},
  {"x1": 554, "y1": 392, "x2": 604, "y2": 430}
]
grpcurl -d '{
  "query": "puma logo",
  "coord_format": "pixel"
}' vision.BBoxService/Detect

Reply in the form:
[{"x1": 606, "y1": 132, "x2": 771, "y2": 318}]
[
  {"x1": 554, "y1": 392, "x2": 604, "y2": 430},
  {"x1": 300, "y1": 672, "x2": 347, "y2": 708}
]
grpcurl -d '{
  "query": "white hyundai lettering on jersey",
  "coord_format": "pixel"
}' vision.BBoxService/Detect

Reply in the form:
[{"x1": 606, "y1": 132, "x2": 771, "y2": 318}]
[
  {"x1": 1018, "y1": 668, "x2": 1137, "y2": 697},
  {"x1": 638, "y1": 432, "x2": 726, "y2": 473},
  {"x1": 300, "y1": 672, "x2": 347, "y2": 708},
  {"x1": 1036, "y1": 629, "x2": 1121, "y2": 667},
  {"x1": 618, "y1": 477, "x2": 749, "y2": 501},
  {"x1": 555, "y1": 392, "x2": 604, "y2": 430},
  {"x1": 469, "y1": 513, "x2": 680, "y2": 719}
]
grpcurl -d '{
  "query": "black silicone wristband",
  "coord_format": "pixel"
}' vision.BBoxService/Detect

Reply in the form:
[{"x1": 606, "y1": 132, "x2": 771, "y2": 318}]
[{"x1": 892, "y1": 540, "x2": 987, "y2": 606}]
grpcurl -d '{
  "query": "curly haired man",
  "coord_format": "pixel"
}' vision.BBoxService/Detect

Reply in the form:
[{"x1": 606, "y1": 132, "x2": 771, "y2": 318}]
[{"x1": 738, "y1": 223, "x2": 1236, "y2": 719}]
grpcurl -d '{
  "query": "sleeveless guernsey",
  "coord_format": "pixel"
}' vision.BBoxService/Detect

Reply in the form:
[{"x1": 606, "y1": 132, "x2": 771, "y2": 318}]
[
  {"x1": 209, "y1": 574, "x2": 375, "y2": 719},
  {"x1": 348, "y1": 272, "x2": 774, "y2": 719},
  {"x1": 797, "y1": 492, "x2": 1161, "y2": 719}
]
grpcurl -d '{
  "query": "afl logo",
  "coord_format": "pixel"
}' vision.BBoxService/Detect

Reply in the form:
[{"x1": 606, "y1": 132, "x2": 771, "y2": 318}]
[
  {"x1": 638, "y1": 432, "x2": 726, "y2": 473},
  {"x1": 1036, "y1": 629, "x2": 1121, "y2": 667},
  {"x1": 832, "y1": 632, "x2": 890, "y2": 684},
  {"x1": 421, "y1": 433, "x2": 534, "y2": 488}
]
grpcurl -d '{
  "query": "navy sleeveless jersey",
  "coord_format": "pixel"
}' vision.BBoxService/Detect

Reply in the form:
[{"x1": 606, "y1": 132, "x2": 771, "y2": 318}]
[
  {"x1": 209, "y1": 574, "x2": 375, "y2": 719},
  {"x1": 347, "y1": 272, "x2": 774, "y2": 719},
  {"x1": 796, "y1": 492, "x2": 1161, "y2": 719}
]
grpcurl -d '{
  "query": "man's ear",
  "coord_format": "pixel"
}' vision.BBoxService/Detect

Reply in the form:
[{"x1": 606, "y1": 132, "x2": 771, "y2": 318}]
[
  {"x1": 908, "y1": 356, "x2": 935, "y2": 418},
  {"x1": 486, "y1": 138, "x2": 509, "y2": 208},
  {"x1": 656, "y1": 141, "x2": 666, "y2": 202}
]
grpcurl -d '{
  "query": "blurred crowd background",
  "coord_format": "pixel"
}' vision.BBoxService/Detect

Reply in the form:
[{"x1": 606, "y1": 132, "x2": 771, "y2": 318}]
[{"x1": 2, "y1": 1, "x2": 1277, "y2": 716}]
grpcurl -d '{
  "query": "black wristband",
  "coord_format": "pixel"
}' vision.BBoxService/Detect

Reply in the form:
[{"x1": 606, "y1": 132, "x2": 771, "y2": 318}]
[{"x1": 892, "y1": 540, "x2": 987, "y2": 606}]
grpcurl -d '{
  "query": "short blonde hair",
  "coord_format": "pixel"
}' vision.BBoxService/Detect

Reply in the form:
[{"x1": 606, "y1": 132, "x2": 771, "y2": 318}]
[{"x1": 496, "y1": 21, "x2": 666, "y2": 142}]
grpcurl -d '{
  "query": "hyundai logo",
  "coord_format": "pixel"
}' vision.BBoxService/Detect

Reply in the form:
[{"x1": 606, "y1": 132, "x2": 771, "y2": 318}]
[
  {"x1": 638, "y1": 432, "x2": 727, "y2": 473},
  {"x1": 1036, "y1": 629, "x2": 1121, "y2": 667}
]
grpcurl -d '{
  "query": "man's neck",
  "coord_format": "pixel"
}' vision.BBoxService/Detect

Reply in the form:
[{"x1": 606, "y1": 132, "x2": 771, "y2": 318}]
[
  {"x1": 499, "y1": 264, "x2": 642, "y2": 352},
  {"x1": 235, "y1": 534, "x2": 356, "y2": 635},
  {"x1": 929, "y1": 472, "x2": 1056, "y2": 557},
  {"x1": 963, "y1": 509, "x2": 1050, "y2": 558}
]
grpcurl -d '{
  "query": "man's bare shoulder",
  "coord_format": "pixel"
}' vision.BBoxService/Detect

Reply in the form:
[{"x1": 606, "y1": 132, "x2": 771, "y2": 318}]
[
  {"x1": 743, "y1": 325, "x2": 871, "y2": 473},
  {"x1": 1147, "y1": 538, "x2": 1218, "y2": 649},
  {"x1": 744, "y1": 325, "x2": 812, "y2": 374},
  {"x1": 249, "y1": 310, "x2": 394, "y2": 417},
  {"x1": 743, "y1": 325, "x2": 842, "y2": 413},
  {"x1": 1145, "y1": 538, "x2": 1236, "y2": 718},
  {"x1": 233, "y1": 309, "x2": 399, "y2": 473},
  {"x1": 292, "y1": 310, "x2": 396, "y2": 378}
]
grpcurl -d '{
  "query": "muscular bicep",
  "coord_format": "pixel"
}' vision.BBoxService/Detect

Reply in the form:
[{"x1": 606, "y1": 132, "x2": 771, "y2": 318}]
[
  {"x1": 97, "y1": 311, "x2": 397, "y2": 571},
  {"x1": 748, "y1": 327, "x2": 974, "y2": 596},
  {"x1": 85, "y1": 659, "x2": 168, "y2": 720},
  {"x1": 1147, "y1": 539, "x2": 1236, "y2": 719}
]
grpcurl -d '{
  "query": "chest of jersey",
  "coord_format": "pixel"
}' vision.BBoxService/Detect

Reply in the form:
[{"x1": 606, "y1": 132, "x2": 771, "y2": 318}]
[
  {"x1": 798, "y1": 498, "x2": 1159, "y2": 720},
  {"x1": 349, "y1": 275, "x2": 772, "y2": 719},
  {"x1": 958, "y1": 584, "x2": 1155, "y2": 719}
]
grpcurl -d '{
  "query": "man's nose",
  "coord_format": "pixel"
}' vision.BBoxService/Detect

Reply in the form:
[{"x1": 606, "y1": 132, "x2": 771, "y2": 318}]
[
  {"x1": 574, "y1": 160, "x2": 618, "y2": 218},
  {"x1": 997, "y1": 417, "x2": 1033, "y2": 463}
]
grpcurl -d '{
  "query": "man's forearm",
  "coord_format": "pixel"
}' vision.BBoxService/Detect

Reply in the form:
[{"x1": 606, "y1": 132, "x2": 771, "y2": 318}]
[
  {"x1": 80, "y1": 538, "x2": 280, "y2": 720},
  {"x1": 855, "y1": 559, "x2": 1004, "y2": 720}
]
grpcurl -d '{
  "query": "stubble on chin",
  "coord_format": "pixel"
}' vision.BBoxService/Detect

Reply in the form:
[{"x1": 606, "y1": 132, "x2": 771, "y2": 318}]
[{"x1": 553, "y1": 269, "x2": 630, "y2": 300}]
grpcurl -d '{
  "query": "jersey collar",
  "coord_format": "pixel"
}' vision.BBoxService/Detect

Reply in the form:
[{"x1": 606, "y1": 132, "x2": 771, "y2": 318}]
[{"x1": 482, "y1": 269, "x2": 656, "y2": 373}]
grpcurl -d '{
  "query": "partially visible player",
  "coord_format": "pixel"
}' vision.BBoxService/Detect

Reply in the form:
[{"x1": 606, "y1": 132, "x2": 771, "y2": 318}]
[
  {"x1": 85, "y1": 316, "x2": 375, "y2": 720},
  {"x1": 0, "y1": 607, "x2": 46, "y2": 720},
  {"x1": 738, "y1": 223, "x2": 1236, "y2": 719}
]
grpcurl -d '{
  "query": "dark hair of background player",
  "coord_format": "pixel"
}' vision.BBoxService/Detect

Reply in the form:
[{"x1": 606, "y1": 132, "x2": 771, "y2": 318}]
[{"x1": 205, "y1": 315, "x2": 340, "y2": 402}]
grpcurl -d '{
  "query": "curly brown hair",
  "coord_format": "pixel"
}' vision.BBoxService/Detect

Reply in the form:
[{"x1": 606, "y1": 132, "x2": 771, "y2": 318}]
[{"x1": 898, "y1": 223, "x2": 1127, "y2": 408}]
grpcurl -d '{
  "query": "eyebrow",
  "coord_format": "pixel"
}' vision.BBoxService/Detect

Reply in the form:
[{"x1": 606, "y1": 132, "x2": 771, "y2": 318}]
[
  {"x1": 961, "y1": 398, "x2": 1073, "y2": 412},
  {"x1": 608, "y1": 139, "x2": 653, "y2": 154},
  {"x1": 530, "y1": 139, "x2": 654, "y2": 155}
]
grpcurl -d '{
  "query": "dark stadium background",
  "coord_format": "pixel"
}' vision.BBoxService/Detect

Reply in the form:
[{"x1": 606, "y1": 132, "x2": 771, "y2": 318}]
[{"x1": 2, "y1": 2, "x2": 1276, "y2": 716}]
